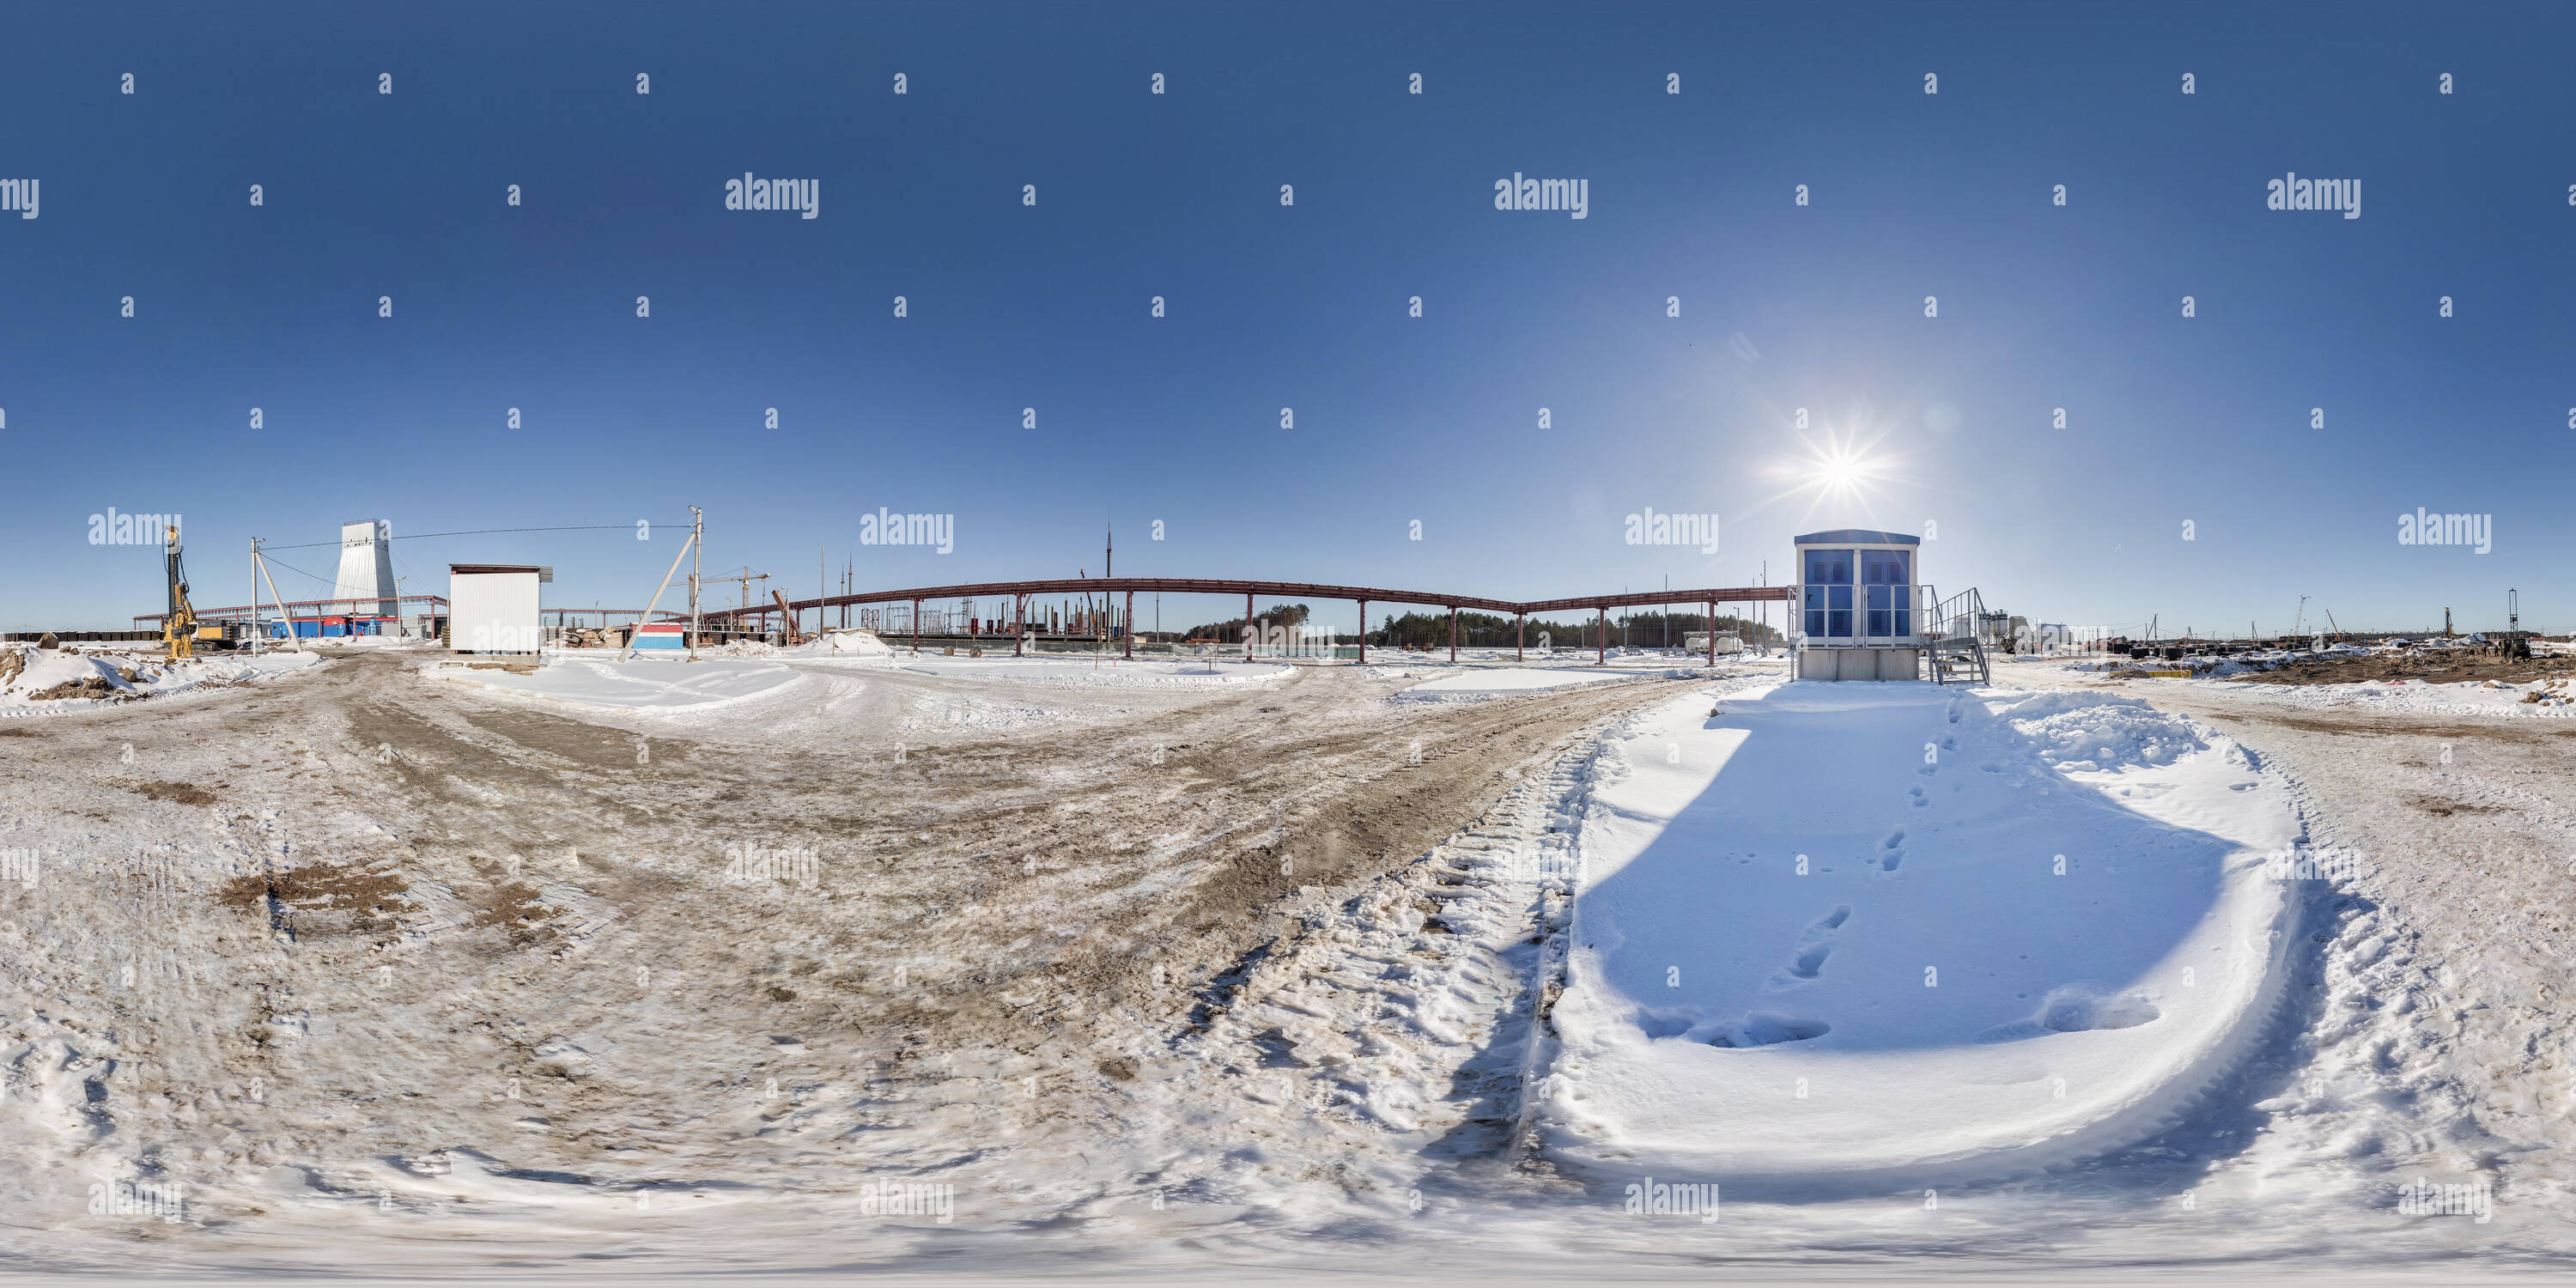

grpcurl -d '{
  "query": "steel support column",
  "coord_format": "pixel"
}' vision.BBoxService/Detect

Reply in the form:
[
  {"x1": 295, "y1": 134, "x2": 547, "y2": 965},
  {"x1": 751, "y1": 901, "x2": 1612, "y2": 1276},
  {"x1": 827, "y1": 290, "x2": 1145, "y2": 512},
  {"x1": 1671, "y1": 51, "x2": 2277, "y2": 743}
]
[
  {"x1": 1516, "y1": 614, "x2": 1523, "y2": 662},
  {"x1": 1357, "y1": 598, "x2": 1367, "y2": 665},
  {"x1": 1449, "y1": 606, "x2": 1457, "y2": 663},
  {"x1": 1597, "y1": 606, "x2": 1607, "y2": 665},
  {"x1": 1014, "y1": 594, "x2": 1024, "y2": 657},
  {"x1": 1124, "y1": 591, "x2": 1133, "y2": 659},
  {"x1": 1245, "y1": 592, "x2": 1255, "y2": 662},
  {"x1": 912, "y1": 598, "x2": 920, "y2": 655}
]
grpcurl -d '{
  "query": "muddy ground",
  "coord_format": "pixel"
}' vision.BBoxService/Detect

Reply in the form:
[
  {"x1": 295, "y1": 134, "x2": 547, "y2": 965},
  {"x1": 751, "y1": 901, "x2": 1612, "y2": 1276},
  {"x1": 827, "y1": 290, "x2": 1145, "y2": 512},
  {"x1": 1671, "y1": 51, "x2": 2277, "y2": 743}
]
[
  {"x1": 2233, "y1": 650, "x2": 2576, "y2": 687},
  {"x1": 0, "y1": 649, "x2": 1710, "y2": 1270}
]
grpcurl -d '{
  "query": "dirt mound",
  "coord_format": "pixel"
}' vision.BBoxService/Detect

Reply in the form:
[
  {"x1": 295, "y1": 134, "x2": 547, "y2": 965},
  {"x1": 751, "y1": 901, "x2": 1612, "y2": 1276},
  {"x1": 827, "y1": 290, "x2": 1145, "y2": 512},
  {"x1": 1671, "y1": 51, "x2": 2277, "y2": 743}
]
[
  {"x1": 125, "y1": 780, "x2": 216, "y2": 805},
  {"x1": 2238, "y1": 652, "x2": 2576, "y2": 687}
]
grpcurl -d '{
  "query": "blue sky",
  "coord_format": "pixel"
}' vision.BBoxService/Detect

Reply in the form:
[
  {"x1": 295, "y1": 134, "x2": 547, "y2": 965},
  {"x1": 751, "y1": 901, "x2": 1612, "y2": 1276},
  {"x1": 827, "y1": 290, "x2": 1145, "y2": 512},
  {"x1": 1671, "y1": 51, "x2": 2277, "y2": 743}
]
[{"x1": 3, "y1": 2, "x2": 2570, "y2": 636}]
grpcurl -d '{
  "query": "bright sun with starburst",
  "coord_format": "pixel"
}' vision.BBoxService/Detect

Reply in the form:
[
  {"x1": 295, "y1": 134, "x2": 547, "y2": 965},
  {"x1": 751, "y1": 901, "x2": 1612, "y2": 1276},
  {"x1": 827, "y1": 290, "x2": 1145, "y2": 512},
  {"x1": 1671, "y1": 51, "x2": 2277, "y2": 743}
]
[{"x1": 1765, "y1": 428, "x2": 1899, "y2": 527}]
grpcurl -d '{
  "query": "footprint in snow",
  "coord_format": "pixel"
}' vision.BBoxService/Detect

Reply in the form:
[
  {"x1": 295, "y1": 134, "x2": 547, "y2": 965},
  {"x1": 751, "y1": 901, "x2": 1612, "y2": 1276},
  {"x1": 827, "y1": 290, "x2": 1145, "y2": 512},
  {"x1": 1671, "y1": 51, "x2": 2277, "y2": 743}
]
[{"x1": 1765, "y1": 904, "x2": 1852, "y2": 990}]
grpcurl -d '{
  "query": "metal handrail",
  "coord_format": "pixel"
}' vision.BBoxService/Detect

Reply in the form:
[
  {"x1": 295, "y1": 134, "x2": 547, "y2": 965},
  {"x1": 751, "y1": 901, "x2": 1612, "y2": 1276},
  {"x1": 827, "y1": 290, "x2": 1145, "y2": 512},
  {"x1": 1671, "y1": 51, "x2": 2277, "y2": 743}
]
[{"x1": 1923, "y1": 586, "x2": 1992, "y2": 683}]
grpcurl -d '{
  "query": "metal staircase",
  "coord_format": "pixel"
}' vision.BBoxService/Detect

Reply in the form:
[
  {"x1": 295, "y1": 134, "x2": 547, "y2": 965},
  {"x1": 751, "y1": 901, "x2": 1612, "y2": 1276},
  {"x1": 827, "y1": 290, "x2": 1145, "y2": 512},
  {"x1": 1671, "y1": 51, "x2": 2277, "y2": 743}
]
[{"x1": 1923, "y1": 586, "x2": 1991, "y2": 685}]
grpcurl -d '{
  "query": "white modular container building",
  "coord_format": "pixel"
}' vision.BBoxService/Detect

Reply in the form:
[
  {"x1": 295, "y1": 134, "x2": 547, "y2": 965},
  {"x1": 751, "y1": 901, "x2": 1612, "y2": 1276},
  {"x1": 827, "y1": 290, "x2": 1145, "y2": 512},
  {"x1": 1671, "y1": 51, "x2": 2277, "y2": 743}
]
[{"x1": 447, "y1": 564, "x2": 549, "y2": 654}]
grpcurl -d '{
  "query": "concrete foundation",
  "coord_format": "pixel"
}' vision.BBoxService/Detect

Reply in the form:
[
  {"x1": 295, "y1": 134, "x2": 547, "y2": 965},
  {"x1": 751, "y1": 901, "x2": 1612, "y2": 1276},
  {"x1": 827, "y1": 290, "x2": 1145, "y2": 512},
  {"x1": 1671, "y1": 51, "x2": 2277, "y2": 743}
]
[{"x1": 1795, "y1": 647, "x2": 1923, "y2": 681}]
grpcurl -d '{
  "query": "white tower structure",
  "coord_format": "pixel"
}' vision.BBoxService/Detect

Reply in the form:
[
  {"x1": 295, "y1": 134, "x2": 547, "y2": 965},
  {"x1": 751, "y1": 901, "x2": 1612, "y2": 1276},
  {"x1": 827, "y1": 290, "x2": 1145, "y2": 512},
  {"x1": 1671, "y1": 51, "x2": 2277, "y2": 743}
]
[{"x1": 333, "y1": 520, "x2": 398, "y2": 617}]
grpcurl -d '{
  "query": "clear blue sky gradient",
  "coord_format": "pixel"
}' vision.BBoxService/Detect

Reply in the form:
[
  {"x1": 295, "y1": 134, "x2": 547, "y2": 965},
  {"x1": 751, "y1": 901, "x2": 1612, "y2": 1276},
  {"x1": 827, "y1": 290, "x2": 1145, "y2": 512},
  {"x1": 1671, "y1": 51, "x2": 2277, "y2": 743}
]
[{"x1": 3, "y1": 3, "x2": 2570, "y2": 635}]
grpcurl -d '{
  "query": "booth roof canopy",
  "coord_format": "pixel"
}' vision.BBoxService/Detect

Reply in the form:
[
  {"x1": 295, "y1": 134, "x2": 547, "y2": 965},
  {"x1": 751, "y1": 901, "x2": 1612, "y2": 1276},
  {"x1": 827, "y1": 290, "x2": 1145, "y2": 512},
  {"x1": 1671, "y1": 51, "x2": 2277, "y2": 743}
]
[{"x1": 1793, "y1": 529, "x2": 1921, "y2": 546}]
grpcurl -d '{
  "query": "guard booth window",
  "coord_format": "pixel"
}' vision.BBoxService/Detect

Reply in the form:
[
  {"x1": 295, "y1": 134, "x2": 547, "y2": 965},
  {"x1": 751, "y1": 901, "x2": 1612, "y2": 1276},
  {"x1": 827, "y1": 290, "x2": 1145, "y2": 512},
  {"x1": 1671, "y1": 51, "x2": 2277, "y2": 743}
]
[
  {"x1": 1862, "y1": 550, "x2": 1912, "y2": 638},
  {"x1": 1803, "y1": 548, "x2": 1853, "y2": 638}
]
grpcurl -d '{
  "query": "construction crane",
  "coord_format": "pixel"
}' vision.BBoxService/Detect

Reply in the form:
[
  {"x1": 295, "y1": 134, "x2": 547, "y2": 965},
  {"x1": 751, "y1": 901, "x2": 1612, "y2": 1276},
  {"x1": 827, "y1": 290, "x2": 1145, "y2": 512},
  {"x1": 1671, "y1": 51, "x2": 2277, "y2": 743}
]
[
  {"x1": 161, "y1": 524, "x2": 199, "y2": 662},
  {"x1": 706, "y1": 568, "x2": 770, "y2": 613}
]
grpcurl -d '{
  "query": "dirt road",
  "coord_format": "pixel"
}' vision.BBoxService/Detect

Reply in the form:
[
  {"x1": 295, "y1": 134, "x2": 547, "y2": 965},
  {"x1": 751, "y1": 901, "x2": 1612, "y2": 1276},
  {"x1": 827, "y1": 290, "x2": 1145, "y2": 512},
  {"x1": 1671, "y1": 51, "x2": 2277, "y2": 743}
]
[{"x1": 0, "y1": 649, "x2": 1710, "y2": 1269}]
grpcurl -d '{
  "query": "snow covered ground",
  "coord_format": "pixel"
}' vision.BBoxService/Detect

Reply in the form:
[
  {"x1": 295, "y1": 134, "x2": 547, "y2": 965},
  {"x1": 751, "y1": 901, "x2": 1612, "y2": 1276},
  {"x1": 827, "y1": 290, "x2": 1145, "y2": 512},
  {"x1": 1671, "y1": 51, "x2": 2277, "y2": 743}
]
[
  {"x1": 431, "y1": 650, "x2": 1301, "y2": 740},
  {"x1": 2042, "y1": 651, "x2": 2576, "y2": 718},
  {"x1": 1538, "y1": 680, "x2": 2301, "y2": 1185},
  {"x1": 1398, "y1": 666, "x2": 1671, "y2": 699},
  {"x1": 4, "y1": 647, "x2": 2571, "y2": 1278},
  {"x1": 430, "y1": 654, "x2": 809, "y2": 711}
]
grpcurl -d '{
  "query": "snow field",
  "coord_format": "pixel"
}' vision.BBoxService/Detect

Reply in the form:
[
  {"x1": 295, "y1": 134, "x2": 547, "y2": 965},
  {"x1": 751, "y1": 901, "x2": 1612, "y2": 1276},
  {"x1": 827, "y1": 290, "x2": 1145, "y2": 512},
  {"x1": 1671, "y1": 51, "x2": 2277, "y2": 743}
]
[
  {"x1": 1537, "y1": 679, "x2": 2306, "y2": 1186},
  {"x1": 423, "y1": 653, "x2": 1297, "y2": 745}
]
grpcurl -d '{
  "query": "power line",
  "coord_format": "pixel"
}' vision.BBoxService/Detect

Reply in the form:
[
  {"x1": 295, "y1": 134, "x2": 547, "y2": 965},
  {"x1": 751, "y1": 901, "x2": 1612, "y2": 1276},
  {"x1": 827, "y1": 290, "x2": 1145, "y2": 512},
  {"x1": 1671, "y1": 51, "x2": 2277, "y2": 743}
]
[
  {"x1": 256, "y1": 552, "x2": 341, "y2": 592},
  {"x1": 256, "y1": 523, "x2": 685, "y2": 552}
]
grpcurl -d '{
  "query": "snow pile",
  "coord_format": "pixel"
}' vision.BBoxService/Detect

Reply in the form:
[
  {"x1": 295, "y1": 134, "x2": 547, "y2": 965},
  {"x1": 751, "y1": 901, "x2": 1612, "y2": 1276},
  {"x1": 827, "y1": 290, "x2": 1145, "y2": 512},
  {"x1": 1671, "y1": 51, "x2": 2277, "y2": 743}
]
[
  {"x1": 1536, "y1": 679, "x2": 2302, "y2": 1186},
  {"x1": 0, "y1": 647, "x2": 137, "y2": 705},
  {"x1": 2006, "y1": 689, "x2": 2208, "y2": 769},
  {"x1": 0, "y1": 645, "x2": 319, "y2": 716},
  {"x1": 821, "y1": 629, "x2": 892, "y2": 656}
]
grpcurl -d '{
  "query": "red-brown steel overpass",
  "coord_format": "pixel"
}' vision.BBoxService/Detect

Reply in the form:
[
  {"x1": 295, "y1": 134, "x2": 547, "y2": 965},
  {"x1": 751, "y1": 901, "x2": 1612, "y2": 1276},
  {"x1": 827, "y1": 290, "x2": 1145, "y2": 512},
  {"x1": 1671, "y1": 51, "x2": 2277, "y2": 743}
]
[{"x1": 702, "y1": 576, "x2": 1792, "y2": 665}]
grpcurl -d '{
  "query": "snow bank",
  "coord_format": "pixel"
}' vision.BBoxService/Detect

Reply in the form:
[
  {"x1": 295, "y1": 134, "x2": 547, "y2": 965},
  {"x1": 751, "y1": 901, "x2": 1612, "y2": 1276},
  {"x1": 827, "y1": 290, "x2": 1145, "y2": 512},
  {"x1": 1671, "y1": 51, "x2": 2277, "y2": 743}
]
[
  {"x1": 821, "y1": 629, "x2": 892, "y2": 656},
  {"x1": 1537, "y1": 680, "x2": 2302, "y2": 1186},
  {"x1": 2226, "y1": 675, "x2": 2576, "y2": 718},
  {"x1": 0, "y1": 645, "x2": 319, "y2": 716}
]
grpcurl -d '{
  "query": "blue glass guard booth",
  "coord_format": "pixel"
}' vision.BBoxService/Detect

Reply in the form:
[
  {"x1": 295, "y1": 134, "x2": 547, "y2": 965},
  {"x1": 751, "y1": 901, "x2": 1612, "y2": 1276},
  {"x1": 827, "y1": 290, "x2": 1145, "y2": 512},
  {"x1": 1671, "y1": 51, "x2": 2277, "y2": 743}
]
[{"x1": 1793, "y1": 529, "x2": 1924, "y2": 681}]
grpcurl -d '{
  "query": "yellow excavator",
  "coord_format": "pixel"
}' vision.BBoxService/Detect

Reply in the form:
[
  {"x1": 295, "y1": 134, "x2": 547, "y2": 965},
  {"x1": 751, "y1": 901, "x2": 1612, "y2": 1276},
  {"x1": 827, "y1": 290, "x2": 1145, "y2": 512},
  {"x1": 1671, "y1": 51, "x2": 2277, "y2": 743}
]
[{"x1": 161, "y1": 524, "x2": 198, "y2": 662}]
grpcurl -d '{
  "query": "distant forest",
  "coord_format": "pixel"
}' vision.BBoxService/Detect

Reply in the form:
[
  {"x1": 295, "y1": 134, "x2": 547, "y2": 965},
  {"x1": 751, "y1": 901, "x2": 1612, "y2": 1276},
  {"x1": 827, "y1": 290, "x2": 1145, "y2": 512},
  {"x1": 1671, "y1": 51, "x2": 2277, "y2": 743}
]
[
  {"x1": 1373, "y1": 610, "x2": 1784, "y2": 651},
  {"x1": 1181, "y1": 602, "x2": 1313, "y2": 641},
  {"x1": 1177, "y1": 603, "x2": 1783, "y2": 650}
]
